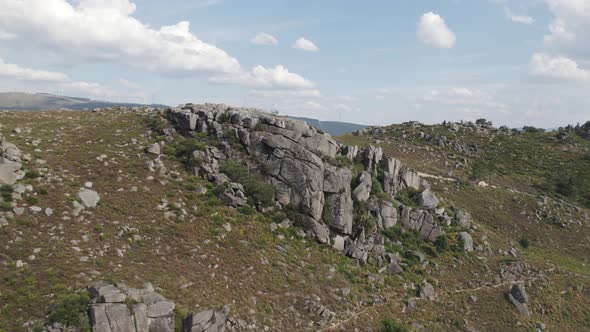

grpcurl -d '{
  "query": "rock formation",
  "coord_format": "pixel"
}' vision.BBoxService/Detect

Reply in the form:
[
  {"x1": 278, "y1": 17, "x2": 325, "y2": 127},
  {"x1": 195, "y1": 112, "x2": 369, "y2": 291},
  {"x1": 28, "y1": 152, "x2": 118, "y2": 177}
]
[
  {"x1": 88, "y1": 281, "x2": 175, "y2": 332},
  {"x1": 0, "y1": 136, "x2": 26, "y2": 185},
  {"x1": 166, "y1": 104, "x2": 474, "y2": 265}
]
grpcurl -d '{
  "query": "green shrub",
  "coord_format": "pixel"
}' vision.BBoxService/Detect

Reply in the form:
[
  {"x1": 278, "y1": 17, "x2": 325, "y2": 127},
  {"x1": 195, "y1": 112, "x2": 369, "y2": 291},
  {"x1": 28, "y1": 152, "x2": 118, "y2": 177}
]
[
  {"x1": 434, "y1": 234, "x2": 449, "y2": 253},
  {"x1": 145, "y1": 116, "x2": 168, "y2": 133},
  {"x1": 26, "y1": 196, "x2": 39, "y2": 205},
  {"x1": 25, "y1": 170, "x2": 42, "y2": 179},
  {"x1": 378, "y1": 319, "x2": 408, "y2": 332},
  {"x1": 394, "y1": 188, "x2": 420, "y2": 207},
  {"x1": 322, "y1": 200, "x2": 332, "y2": 224},
  {"x1": 220, "y1": 160, "x2": 275, "y2": 207},
  {"x1": 522, "y1": 126, "x2": 545, "y2": 134},
  {"x1": 333, "y1": 155, "x2": 353, "y2": 168},
  {"x1": 0, "y1": 201, "x2": 12, "y2": 212},
  {"x1": 237, "y1": 205, "x2": 257, "y2": 215},
  {"x1": 0, "y1": 185, "x2": 13, "y2": 202},
  {"x1": 383, "y1": 225, "x2": 421, "y2": 252},
  {"x1": 519, "y1": 237, "x2": 530, "y2": 249},
  {"x1": 48, "y1": 291, "x2": 91, "y2": 329},
  {"x1": 163, "y1": 136, "x2": 206, "y2": 167}
]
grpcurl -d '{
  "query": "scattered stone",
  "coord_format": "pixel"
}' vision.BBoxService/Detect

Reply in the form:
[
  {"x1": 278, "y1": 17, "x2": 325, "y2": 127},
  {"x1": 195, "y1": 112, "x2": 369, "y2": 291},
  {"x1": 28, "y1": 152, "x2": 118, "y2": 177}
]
[
  {"x1": 419, "y1": 281, "x2": 435, "y2": 299},
  {"x1": 457, "y1": 232, "x2": 474, "y2": 252},
  {"x1": 77, "y1": 188, "x2": 100, "y2": 208},
  {"x1": 147, "y1": 143, "x2": 161, "y2": 155},
  {"x1": 508, "y1": 283, "x2": 530, "y2": 316}
]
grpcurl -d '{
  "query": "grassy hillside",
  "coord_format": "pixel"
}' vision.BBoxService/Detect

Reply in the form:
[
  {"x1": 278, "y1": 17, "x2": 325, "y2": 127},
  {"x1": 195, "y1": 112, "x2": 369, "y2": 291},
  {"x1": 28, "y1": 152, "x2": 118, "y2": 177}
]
[
  {"x1": 0, "y1": 111, "x2": 589, "y2": 331},
  {"x1": 0, "y1": 92, "x2": 167, "y2": 111}
]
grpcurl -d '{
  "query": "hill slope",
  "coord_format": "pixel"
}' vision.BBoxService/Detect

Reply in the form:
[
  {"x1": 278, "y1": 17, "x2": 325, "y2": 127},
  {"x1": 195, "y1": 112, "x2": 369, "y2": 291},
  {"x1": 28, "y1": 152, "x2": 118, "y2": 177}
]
[
  {"x1": 0, "y1": 108, "x2": 588, "y2": 332},
  {"x1": 0, "y1": 92, "x2": 167, "y2": 111}
]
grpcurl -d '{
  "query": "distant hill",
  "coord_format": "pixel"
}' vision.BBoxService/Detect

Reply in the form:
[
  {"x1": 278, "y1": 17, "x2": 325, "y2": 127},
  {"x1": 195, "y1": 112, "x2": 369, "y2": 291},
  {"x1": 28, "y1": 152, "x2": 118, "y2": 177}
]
[
  {"x1": 288, "y1": 116, "x2": 367, "y2": 136},
  {"x1": 0, "y1": 92, "x2": 168, "y2": 110}
]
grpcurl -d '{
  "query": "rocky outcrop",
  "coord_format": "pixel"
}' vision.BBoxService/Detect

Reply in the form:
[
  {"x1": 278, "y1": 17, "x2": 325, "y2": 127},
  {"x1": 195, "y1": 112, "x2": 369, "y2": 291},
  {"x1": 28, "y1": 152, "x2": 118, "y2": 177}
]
[
  {"x1": 166, "y1": 104, "x2": 471, "y2": 264},
  {"x1": 507, "y1": 283, "x2": 530, "y2": 316},
  {"x1": 0, "y1": 137, "x2": 26, "y2": 185},
  {"x1": 88, "y1": 281, "x2": 175, "y2": 332},
  {"x1": 183, "y1": 308, "x2": 229, "y2": 332}
]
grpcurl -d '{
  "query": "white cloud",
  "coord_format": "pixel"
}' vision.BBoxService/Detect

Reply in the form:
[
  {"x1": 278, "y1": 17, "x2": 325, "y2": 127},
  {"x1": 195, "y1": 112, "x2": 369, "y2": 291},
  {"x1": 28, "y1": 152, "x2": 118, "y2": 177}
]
[
  {"x1": 505, "y1": 8, "x2": 535, "y2": 24},
  {"x1": 292, "y1": 37, "x2": 319, "y2": 52},
  {"x1": 0, "y1": 57, "x2": 123, "y2": 98},
  {"x1": 417, "y1": 12, "x2": 456, "y2": 49},
  {"x1": 529, "y1": 53, "x2": 590, "y2": 82},
  {"x1": 0, "y1": 29, "x2": 17, "y2": 40},
  {"x1": 0, "y1": 0, "x2": 318, "y2": 95},
  {"x1": 0, "y1": 0, "x2": 241, "y2": 75},
  {"x1": 0, "y1": 58, "x2": 69, "y2": 82},
  {"x1": 422, "y1": 87, "x2": 509, "y2": 111},
  {"x1": 543, "y1": 0, "x2": 590, "y2": 56},
  {"x1": 334, "y1": 103, "x2": 352, "y2": 112},
  {"x1": 119, "y1": 78, "x2": 141, "y2": 89},
  {"x1": 304, "y1": 101, "x2": 324, "y2": 109},
  {"x1": 211, "y1": 65, "x2": 315, "y2": 89},
  {"x1": 250, "y1": 89, "x2": 321, "y2": 98},
  {"x1": 251, "y1": 33, "x2": 278, "y2": 45}
]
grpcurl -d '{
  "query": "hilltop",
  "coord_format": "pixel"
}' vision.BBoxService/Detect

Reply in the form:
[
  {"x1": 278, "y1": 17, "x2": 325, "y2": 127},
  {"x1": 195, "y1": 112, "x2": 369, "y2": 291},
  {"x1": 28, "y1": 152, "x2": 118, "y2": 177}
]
[
  {"x1": 0, "y1": 106, "x2": 588, "y2": 332},
  {"x1": 0, "y1": 92, "x2": 168, "y2": 111}
]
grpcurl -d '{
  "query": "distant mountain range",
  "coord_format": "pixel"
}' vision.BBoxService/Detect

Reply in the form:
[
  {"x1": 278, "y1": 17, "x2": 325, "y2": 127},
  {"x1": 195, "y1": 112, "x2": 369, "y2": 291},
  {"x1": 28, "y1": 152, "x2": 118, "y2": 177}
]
[
  {"x1": 288, "y1": 116, "x2": 367, "y2": 136},
  {"x1": 0, "y1": 92, "x2": 167, "y2": 111},
  {"x1": 0, "y1": 92, "x2": 367, "y2": 136}
]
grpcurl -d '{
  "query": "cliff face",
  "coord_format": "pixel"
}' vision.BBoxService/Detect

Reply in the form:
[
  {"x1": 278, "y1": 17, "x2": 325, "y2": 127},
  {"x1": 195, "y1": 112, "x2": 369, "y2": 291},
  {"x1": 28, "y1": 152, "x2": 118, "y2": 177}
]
[{"x1": 167, "y1": 104, "x2": 453, "y2": 265}]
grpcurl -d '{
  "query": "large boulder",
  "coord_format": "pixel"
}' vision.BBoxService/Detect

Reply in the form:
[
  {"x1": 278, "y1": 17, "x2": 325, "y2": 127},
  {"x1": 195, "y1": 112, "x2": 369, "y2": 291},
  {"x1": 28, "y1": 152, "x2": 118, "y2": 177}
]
[
  {"x1": 352, "y1": 171, "x2": 372, "y2": 202},
  {"x1": 183, "y1": 309, "x2": 228, "y2": 332},
  {"x1": 0, "y1": 162, "x2": 20, "y2": 185},
  {"x1": 456, "y1": 210, "x2": 471, "y2": 228},
  {"x1": 324, "y1": 167, "x2": 353, "y2": 234},
  {"x1": 417, "y1": 190, "x2": 439, "y2": 209},
  {"x1": 88, "y1": 282, "x2": 175, "y2": 332},
  {"x1": 0, "y1": 139, "x2": 24, "y2": 185},
  {"x1": 508, "y1": 283, "x2": 530, "y2": 316},
  {"x1": 457, "y1": 232, "x2": 474, "y2": 252},
  {"x1": 77, "y1": 188, "x2": 101, "y2": 208}
]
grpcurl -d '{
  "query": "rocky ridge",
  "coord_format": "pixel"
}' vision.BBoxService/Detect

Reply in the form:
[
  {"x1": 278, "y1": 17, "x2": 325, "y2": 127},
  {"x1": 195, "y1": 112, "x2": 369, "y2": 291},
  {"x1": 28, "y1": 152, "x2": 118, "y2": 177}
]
[{"x1": 165, "y1": 104, "x2": 474, "y2": 266}]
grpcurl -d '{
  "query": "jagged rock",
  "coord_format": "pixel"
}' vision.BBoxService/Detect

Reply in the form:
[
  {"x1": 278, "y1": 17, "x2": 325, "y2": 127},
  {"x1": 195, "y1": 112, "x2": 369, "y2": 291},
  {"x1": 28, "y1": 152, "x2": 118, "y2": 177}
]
[
  {"x1": 324, "y1": 166, "x2": 353, "y2": 234},
  {"x1": 332, "y1": 235, "x2": 346, "y2": 252},
  {"x1": 417, "y1": 190, "x2": 439, "y2": 209},
  {"x1": 352, "y1": 171, "x2": 372, "y2": 202},
  {"x1": 388, "y1": 261, "x2": 404, "y2": 274},
  {"x1": 510, "y1": 283, "x2": 528, "y2": 304},
  {"x1": 87, "y1": 282, "x2": 175, "y2": 332},
  {"x1": 344, "y1": 145, "x2": 359, "y2": 160},
  {"x1": 458, "y1": 232, "x2": 474, "y2": 252},
  {"x1": 77, "y1": 188, "x2": 100, "y2": 208},
  {"x1": 222, "y1": 182, "x2": 247, "y2": 207},
  {"x1": 419, "y1": 281, "x2": 435, "y2": 299},
  {"x1": 363, "y1": 145, "x2": 383, "y2": 171},
  {"x1": 166, "y1": 104, "x2": 446, "y2": 258},
  {"x1": 183, "y1": 309, "x2": 227, "y2": 332},
  {"x1": 508, "y1": 283, "x2": 530, "y2": 316},
  {"x1": 401, "y1": 207, "x2": 444, "y2": 242},
  {"x1": 456, "y1": 210, "x2": 471, "y2": 228},
  {"x1": 308, "y1": 219, "x2": 331, "y2": 244},
  {"x1": 0, "y1": 162, "x2": 20, "y2": 185},
  {"x1": 369, "y1": 199, "x2": 398, "y2": 230},
  {"x1": 147, "y1": 143, "x2": 161, "y2": 155},
  {"x1": 0, "y1": 139, "x2": 23, "y2": 185}
]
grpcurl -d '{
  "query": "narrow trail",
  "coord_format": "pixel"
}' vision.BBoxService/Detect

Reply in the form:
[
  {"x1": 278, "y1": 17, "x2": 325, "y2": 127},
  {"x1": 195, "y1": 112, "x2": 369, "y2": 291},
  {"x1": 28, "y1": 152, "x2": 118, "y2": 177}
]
[{"x1": 317, "y1": 270, "x2": 582, "y2": 332}]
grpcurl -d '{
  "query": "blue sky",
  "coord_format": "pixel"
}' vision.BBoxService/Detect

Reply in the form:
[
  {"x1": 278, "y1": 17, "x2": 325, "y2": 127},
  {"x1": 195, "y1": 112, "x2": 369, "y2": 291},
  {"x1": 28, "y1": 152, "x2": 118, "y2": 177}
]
[{"x1": 0, "y1": 0, "x2": 589, "y2": 127}]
